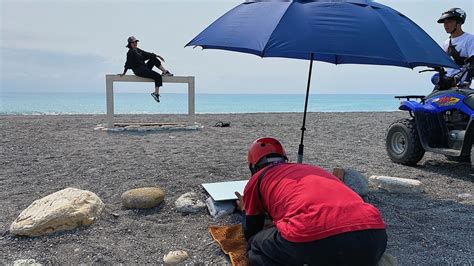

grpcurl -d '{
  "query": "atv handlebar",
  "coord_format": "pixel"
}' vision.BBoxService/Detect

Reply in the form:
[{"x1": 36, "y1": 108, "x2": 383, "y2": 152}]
[
  {"x1": 418, "y1": 67, "x2": 446, "y2": 74},
  {"x1": 418, "y1": 69, "x2": 438, "y2": 73},
  {"x1": 419, "y1": 65, "x2": 473, "y2": 91}
]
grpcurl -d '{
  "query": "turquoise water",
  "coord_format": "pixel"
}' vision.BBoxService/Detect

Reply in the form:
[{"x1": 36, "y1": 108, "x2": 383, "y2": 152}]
[{"x1": 0, "y1": 92, "x2": 400, "y2": 115}]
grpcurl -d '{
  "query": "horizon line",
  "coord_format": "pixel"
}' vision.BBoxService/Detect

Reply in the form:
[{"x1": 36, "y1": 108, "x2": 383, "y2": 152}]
[{"x1": 1, "y1": 91, "x2": 404, "y2": 95}]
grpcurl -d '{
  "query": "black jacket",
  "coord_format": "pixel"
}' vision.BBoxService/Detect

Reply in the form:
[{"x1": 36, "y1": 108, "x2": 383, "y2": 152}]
[{"x1": 124, "y1": 48, "x2": 156, "y2": 71}]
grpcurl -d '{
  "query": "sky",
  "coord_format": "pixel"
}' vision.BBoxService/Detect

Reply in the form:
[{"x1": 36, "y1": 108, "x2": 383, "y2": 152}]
[{"x1": 1, "y1": 0, "x2": 473, "y2": 95}]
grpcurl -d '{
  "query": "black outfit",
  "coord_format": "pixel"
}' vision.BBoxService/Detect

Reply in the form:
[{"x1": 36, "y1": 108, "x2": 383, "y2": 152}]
[
  {"x1": 248, "y1": 226, "x2": 387, "y2": 266},
  {"x1": 124, "y1": 48, "x2": 162, "y2": 87},
  {"x1": 448, "y1": 38, "x2": 468, "y2": 66},
  {"x1": 447, "y1": 38, "x2": 473, "y2": 85}
]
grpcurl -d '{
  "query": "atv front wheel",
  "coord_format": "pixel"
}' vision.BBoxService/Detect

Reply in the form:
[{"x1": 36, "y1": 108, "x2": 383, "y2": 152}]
[{"x1": 386, "y1": 119, "x2": 425, "y2": 166}]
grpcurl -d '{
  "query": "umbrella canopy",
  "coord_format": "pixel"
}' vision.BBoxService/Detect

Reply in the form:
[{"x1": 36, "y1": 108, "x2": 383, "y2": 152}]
[
  {"x1": 186, "y1": 0, "x2": 458, "y2": 162},
  {"x1": 186, "y1": 0, "x2": 457, "y2": 69}
]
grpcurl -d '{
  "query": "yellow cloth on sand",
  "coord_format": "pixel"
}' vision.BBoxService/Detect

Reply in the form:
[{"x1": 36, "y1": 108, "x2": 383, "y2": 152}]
[{"x1": 208, "y1": 224, "x2": 249, "y2": 266}]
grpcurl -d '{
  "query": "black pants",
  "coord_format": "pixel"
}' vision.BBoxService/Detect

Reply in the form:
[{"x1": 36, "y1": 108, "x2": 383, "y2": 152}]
[
  {"x1": 133, "y1": 57, "x2": 162, "y2": 87},
  {"x1": 248, "y1": 227, "x2": 387, "y2": 266}
]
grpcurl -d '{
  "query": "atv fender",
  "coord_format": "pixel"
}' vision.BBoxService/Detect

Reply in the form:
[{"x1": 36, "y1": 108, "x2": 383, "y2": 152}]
[{"x1": 398, "y1": 101, "x2": 435, "y2": 112}]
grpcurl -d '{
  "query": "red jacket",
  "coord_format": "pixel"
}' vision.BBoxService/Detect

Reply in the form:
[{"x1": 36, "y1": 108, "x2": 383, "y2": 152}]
[{"x1": 243, "y1": 163, "x2": 385, "y2": 243}]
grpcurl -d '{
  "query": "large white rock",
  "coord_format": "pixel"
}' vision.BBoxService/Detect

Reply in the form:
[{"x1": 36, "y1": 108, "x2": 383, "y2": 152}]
[
  {"x1": 175, "y1": 192, "x2": 206, "y2": 213},
  {"x1": 10, "y1": 187, "x2": 104, "y2": 237},
  {"x1": 369, "y1": 176, "x2": 424, "y2": 194},
  {"x1": 163, "y1": 250, "x2": 189, "y2": 265}
]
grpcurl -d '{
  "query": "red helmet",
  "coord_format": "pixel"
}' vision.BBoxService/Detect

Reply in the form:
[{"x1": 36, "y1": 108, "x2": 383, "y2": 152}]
[{"x1": 247, "y1": 137, "x2": 287, "y2": 173}]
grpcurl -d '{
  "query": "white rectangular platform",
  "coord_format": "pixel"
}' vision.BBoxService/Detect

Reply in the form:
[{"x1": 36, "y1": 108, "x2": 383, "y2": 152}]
[{"x1": 105, "y1": 74, "x2": 195, "y2": 128}]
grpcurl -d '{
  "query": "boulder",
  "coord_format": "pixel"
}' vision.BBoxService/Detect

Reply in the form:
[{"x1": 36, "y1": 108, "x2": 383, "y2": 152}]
[
  {"x1": 343, "y1": 169, "x2": 369, "y2": 196},
  {"x1": 121, "y1": 187, "x2": 165, "y2": 209},
  {"x1": 163, "y1": 250, "x2": 189, "y2": 265},
  {"x1": 10, "y1": 187, "x2": 104, "y2": 237},
  {"x1": 175, "y1": 192, "x2": 206, "y2": 213},
  {"x1": 369, "y1": 176, "x2": 423, "y2": 194}
]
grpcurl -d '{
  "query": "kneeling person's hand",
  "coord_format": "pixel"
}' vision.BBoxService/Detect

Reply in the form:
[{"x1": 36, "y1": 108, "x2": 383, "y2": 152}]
[{"x1": 235, "y1": 192, "x2": 245, "y2": 212}]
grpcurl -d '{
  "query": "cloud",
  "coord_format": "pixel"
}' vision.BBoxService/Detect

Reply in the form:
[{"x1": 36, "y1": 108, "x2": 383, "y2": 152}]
[
  {"x1": 1, "y1": 48, "x2": 111, "y2": 92},
  {"x1": 1, "y1": 0, "x2": 472, "y2": 95}
]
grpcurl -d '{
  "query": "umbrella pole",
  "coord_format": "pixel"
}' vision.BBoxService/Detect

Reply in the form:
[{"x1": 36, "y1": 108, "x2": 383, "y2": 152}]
[{"x1": 297, "y1": 53, "x2": 314, "y2": 163}]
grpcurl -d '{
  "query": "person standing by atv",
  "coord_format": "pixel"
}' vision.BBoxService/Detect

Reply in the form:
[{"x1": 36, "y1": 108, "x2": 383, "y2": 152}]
[
  {"x1": 120, "y1": 36, "x2": 173, "y2": 103},
  {"x1": 438, "y1": 8, "x2": 474, "y2": 86},
  {"x1": 235, "y1": 137, "x2": 387, "y2": 266}
]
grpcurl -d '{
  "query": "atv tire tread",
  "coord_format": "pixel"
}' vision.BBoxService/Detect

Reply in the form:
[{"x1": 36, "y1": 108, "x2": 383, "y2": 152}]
[{"x1": 386, "y1": 118, "x2": 425, "y2": 166}]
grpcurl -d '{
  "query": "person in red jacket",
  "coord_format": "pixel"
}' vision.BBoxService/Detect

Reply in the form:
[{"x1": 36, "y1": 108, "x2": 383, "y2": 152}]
[{"x1": 235, "y1": 137, "x2": 387, "y2": 266}]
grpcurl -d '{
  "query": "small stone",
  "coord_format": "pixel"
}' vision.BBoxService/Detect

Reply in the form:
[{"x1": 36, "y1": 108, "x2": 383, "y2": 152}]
[
  {"x1": 10, "y1": 187, "x2": 104, "y2": 237},
  {"x1": 13, "y1": 259, "x2": 42, "y2": 266},
  {"x1": 121, "y1": 187, "x2": 165, "y2": 209},
  {"x1": 343, "y1": 169, "x2": 369, "y2": 196},
  {"x1": 376, "y1": 252, "x2": 398, "y2": 266},
  {"x1": 175, "y1": 192, "x2": 206, "y2": 213},
  {"x1": 163, "y1": 250, "x2": 189, "y2": 265},
  {"x1": 457, "y1": 193, "x2": 472, "y2": 199},
  {"x1": 369, "y1": 176, "x2": 423, "y2": 194}
]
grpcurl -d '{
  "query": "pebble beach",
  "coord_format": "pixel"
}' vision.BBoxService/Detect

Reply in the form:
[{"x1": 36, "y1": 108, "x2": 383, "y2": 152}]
[{"x1": 0, "y1": 112, "x2": 473, "y2": 265}]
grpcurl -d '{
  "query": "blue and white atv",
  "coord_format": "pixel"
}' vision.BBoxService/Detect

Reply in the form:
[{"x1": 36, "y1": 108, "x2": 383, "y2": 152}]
[{"x1": 386, "y1": 66, "x2": 474, "y2": 168}]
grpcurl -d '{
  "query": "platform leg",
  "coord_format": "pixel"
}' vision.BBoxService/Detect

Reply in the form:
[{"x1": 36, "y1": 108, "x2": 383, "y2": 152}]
[{"x1": 106, "y1": 78, "x2": 114, "y2": 128}]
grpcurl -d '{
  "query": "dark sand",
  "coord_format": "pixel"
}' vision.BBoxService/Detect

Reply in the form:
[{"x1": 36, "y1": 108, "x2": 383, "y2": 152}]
[{"x1": 0, "y1": 112, "x2": 472, "y2": 265}]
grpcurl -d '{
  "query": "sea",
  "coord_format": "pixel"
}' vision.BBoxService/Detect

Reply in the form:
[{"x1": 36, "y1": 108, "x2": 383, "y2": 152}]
[{"x1": 0, "y1": 92, "x2": 401, "y2": 115}]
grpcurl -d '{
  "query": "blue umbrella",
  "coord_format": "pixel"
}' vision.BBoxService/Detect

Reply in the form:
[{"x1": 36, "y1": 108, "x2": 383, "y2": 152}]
[{"x1": 186, "y1": 0, "x2": 458, "y2": 163}]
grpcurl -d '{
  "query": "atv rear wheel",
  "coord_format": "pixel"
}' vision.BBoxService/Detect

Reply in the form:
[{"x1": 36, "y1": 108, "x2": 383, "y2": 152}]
[{"x1": 386, "y1": 118, "x2": 425, "y2": 166}]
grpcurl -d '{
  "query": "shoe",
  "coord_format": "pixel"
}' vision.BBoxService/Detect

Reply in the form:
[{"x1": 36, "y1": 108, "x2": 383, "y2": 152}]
[
  {"x1": 151, "y1": 92, "x2": 160, "y2": 103},
  {"x1": 214, "y1": 121, "x2": 230, "y2": 127},
  {"x1": 162, "y1": 70, "x2": 174, "y2": 77}
]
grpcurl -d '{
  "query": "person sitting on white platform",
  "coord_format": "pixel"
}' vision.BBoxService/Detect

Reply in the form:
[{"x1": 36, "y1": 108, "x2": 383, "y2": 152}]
[{"x1": 120, "y1": 36, "x2": 173, "y2": 103}]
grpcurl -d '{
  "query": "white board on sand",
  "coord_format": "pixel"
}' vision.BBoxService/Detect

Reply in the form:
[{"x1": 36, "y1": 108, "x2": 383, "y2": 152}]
[{"x1": 202, "y1": 180, "x2": 248, "y2": 201}]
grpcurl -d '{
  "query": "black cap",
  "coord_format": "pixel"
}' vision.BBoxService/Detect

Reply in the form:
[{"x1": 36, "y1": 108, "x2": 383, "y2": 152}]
[
  {"x1": 126, "y1": 36, "x2": 139, "y2": 47},
  {"x1": 437, "y1": 8, "x2": 466, "y2": 24}
]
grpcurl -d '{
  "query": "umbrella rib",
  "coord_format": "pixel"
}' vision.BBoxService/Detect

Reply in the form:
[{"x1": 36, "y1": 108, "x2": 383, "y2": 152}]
[
  {"x1": 260, "y1": 1, "x2": 294, "y2": 57},
  {"x1": 370, "y1": 7, "x2": 410, "y2": 68}
]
